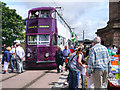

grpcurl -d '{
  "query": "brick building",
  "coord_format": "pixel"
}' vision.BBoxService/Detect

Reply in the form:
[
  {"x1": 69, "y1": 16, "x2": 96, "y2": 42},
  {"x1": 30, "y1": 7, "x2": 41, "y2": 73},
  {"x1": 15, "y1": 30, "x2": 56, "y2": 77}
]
[{"x1": 96, "y1": 1, "x2": 120, "y2": 46}]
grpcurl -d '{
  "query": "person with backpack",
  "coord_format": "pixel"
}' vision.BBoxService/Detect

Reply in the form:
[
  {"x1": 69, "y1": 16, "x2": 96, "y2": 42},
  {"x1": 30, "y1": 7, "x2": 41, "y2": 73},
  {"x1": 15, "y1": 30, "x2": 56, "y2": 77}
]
[{"x1": 68, "y1": 46, "x2": 87, "y2": 89}]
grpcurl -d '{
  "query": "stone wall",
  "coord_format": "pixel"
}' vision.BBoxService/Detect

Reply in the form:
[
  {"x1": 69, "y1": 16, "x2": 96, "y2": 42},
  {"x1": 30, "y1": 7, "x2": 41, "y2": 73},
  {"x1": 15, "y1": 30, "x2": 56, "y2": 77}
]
[{"x1": 96, "y1": 1, "x2": 120, "y2": 47}]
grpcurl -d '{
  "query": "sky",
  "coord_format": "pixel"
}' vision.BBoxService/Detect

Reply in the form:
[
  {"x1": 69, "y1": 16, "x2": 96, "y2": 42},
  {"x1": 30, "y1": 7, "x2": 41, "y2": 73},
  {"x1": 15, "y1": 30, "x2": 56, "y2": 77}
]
[{"x1": 2, "y1": 0, "x2": 110, "y2": 40}]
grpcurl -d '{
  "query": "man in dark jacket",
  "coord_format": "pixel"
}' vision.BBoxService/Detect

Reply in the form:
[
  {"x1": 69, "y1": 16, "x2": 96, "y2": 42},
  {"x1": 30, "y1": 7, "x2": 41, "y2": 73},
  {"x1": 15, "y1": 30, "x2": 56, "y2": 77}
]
[{"x1": 55, "y1": 46, "x2": 63, "y2": 73}]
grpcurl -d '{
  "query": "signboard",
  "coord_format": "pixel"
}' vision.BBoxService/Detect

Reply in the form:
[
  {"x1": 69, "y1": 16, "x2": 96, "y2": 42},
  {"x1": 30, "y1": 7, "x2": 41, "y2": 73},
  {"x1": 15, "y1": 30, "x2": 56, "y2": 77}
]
[
  {"x1": 29, "y1": 26, "x2": 37, "y2": 29},
  {"x1": 39, "y1": 25, "x2": 49, "y2": 28}
]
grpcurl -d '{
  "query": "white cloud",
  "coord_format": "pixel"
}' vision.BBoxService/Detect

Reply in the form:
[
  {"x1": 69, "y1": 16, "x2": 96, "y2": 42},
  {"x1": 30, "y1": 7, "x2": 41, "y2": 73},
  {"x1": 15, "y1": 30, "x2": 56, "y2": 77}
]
[
  {"x1": 1, "y1": 1, "x2": 109, "y2": 40},
  {"x1": 2, "y1": 0, "x2": 110, "y2": 2}
]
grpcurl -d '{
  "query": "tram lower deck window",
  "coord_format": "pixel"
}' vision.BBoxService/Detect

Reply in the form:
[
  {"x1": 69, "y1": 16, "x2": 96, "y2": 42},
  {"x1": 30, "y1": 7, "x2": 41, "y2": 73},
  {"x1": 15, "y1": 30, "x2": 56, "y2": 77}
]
[
  {"x1": 38, "y1": 35, "x2": 50, "y2": 45},
  {"x1": 27, "y1": 35, "x2": 50, "y2": 45},
  {"x1": 28, "y1": 35, "x2": 37, "y2": 45}
]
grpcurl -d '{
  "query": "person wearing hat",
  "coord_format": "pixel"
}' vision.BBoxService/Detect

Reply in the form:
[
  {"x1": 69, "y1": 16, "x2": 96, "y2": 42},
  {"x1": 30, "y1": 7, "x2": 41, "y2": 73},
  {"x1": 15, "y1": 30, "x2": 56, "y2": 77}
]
[
  {"x1": 15, "y1": 43, "x2": 25, "y2": 74},
  {"x1": 2, "y1": 46, "x2": 11, "y2": 74}
]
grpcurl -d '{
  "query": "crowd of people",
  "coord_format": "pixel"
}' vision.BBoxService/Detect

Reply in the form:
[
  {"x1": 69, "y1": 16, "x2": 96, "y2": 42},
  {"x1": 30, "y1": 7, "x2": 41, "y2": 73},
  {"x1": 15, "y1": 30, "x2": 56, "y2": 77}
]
[
  {"x1": 1, "y1": 43, "x2": 25, "y2": 74},
  {"x1": 1, "y1": 36, "x2": 120, "y2": 89},
  {"x1": 54, "y1": 36, "x2": 120, "y2": 89}
]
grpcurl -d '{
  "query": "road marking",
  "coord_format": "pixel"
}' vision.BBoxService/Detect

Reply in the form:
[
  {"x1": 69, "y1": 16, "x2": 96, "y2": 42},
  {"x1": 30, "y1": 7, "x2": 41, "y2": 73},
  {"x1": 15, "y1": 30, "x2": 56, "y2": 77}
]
[
  {"x1": 0, "y1": 71, "x2": 26, "y2": 82},
  {"x1": 52, "y1": 71, "x2": 69, "y2": 88},
  {"x1": 21, "y1": 70, "x2": 51, "y2": 88}
]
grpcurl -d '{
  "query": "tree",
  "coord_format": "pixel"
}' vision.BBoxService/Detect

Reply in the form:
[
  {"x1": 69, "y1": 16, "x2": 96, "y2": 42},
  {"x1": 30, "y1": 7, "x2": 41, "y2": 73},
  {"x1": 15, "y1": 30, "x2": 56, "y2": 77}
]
[
  {"x1": 0, "y1": 2, "x2": 2, "y2": 47},
  {"x1": 1, "y1": 2, "x2": 25, "y2": 46}
]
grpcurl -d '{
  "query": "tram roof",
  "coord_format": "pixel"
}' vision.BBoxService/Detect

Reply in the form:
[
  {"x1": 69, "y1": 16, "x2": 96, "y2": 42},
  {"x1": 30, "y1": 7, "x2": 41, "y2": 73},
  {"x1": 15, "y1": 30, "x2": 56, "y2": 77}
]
[{"x1": 29, "y1": 7, "x2": 56, "y2": 11}]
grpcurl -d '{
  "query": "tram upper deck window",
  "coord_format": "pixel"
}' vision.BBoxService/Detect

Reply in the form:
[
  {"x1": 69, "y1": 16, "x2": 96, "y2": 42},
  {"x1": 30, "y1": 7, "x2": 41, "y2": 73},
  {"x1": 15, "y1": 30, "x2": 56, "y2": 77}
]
[
  {"x1": 38, "y1": 35, "x2": 50, "y2": 45},
  {"x1": 30, "y1": 10, "x2": 39, "y2": 19},
  {"x1": 28, "y1": 35, "x2": 37, "y2": 45},
  {"x1": 40, "y1": 10, "x2": 50, "y2": 18}
]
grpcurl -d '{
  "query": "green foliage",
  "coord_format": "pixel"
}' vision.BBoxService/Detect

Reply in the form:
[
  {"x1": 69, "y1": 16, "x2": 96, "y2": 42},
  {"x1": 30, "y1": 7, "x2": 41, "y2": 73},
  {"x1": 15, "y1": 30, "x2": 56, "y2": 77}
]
[
  {"x1": 0, "y1": 2, "x2": 2, "y2": 49},
  {"x1": 1, "y1": 2, "x2": 25, "y2": 46}
]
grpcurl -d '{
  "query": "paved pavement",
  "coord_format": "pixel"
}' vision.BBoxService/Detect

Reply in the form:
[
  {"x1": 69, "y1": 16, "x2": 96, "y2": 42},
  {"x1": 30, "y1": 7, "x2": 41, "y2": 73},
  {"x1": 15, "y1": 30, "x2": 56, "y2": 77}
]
[
  {"x1": 0, "y1": 61, "x2": 82, "y2": 89},
  {"x1": 0, "y1": 63, "x2": 70, "y2": 89}
]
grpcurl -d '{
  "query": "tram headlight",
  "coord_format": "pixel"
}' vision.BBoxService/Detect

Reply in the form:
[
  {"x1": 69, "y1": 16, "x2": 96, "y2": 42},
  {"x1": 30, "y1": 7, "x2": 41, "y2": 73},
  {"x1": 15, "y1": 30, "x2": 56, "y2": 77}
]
[
  {"x1": 27, "y1": 53, "x2": 30, "y2": 57},
  {"x1": 45, "y1": 53, "x2": 49, "y2": 57}
]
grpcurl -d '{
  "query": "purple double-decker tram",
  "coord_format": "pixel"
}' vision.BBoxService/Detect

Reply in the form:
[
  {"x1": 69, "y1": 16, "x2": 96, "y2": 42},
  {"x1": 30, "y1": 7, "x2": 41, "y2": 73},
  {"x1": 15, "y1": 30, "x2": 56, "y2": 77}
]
[{"x1": 25, "y1": 7, "x2": 72, "y2": 69}]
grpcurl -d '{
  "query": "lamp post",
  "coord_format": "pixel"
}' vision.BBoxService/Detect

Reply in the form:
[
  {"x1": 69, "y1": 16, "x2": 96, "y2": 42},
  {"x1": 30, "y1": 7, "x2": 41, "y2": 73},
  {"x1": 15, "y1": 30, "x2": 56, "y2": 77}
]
[{"x1": 83, "y1": 30, "x2": 84, "y2": 44}]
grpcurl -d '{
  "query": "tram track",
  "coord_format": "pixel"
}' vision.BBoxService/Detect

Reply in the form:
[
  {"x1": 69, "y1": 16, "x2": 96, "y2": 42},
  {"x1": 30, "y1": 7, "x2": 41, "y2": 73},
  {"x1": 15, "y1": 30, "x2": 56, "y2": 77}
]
[
  {"x1": 21, "y1": 70, "x2": 51, "y2": 89},
  {"x1": 0, "y1": 71, "x2": 27, "y2": 82}
]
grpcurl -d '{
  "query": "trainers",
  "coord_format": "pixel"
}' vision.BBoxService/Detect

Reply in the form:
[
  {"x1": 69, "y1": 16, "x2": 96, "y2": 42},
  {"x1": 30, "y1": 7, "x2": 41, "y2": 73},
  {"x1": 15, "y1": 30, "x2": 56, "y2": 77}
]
[
  {"x1": 2, "y1": 72, "x2": 5, "y2": 74},
  {"x1": 10, "y1": 71, "x2": 14, "y2": 73},
  {"x1": 64, "y1": 82, "x2": 68, "y2": 85},
  {"x1": 3, "y1": 72, "x2": 9, "y2": 74},
  {"x1": 17, "y1": 72, "x2": 21, "y2": 74}
]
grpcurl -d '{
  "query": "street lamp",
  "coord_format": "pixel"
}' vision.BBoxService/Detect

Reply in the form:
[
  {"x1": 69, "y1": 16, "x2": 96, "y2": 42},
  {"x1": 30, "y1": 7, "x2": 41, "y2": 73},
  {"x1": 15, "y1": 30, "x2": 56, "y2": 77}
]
[{"x1": 83, "y1": 30, "x2": 84, "y2": 43}]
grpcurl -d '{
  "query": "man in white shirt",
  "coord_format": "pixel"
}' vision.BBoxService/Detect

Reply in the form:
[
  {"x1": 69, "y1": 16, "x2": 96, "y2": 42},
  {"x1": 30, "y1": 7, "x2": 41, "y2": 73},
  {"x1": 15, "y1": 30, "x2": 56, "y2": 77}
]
[{"x1": 16, "y1": 43, "x2": 25, "y2": 74}]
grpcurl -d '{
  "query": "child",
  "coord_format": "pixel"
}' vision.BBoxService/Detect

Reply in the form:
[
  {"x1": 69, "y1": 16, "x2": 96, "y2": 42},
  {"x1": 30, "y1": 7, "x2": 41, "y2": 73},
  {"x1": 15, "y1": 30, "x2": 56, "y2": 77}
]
[
  {"x1": 81, "y1": 60, "x2": 87, "y2": 88},
  {"x1": 87, "y1": 74, "x2": 94, "y2": 88}
]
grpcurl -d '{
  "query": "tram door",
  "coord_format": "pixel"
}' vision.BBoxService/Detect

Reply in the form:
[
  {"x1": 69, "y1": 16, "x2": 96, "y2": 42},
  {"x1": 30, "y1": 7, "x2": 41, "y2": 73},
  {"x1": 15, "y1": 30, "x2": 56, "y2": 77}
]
[{"x1": 27, "y1": 35, "x2": 38, "y2": 62}]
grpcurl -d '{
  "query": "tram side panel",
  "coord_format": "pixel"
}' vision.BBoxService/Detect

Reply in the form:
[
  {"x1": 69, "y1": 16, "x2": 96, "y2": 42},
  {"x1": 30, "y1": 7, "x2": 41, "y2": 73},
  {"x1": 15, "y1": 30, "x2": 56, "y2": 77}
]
[{"x1": 57, "y1": 20, "x2": 71, "y2": 50}]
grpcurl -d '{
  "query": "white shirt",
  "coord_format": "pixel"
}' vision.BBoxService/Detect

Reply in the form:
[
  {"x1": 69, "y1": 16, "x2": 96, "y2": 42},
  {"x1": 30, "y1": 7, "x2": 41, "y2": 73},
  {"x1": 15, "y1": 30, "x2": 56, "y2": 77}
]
[
  {"x1": 10, "y1": 48, "x2": 16, "y2": 58},
  {"x1": 81, "y1": 64, "x2": 87, "y2": 75},
  {"x1": 16, "y1": 46, "x2": 25, "y2": 58},
  {"x1": 10, "y1": 48, "x2": 15, "y2": 53}
]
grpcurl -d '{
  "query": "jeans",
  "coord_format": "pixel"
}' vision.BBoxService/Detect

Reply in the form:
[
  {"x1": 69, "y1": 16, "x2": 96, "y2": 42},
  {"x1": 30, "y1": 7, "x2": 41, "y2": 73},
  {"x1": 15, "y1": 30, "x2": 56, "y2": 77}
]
[
  {"x1": 81, "y1": 74, "x2": 86, "y2": 88},
  {"x1": 63, "y1": 57, "x2": 67, "y2": 64},
  {"x1": 11, "y1": 58, "x2": 18, "y2": 71},
  {"x1": 17, "y1": 59, "x2": 23, "y2": 73},
  {"x1": 69, "y1": 69, "x2": 80, "y2": 90}
]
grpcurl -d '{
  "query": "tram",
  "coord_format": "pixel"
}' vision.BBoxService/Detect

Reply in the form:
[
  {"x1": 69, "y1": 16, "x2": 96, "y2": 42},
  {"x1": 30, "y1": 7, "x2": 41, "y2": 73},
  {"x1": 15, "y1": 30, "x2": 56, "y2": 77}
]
[{"x1": 25, "y1": 7, "x2": 72, "y2": 69}]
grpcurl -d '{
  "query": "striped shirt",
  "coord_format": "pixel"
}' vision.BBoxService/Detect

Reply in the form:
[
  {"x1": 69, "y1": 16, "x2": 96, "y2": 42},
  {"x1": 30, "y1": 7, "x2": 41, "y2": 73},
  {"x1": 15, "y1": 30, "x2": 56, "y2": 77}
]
[
  {"x1": 70, "y1": 53, "x2": 82, "y2": 72},
  {"x1": 87, "y1": 43, "x2": 110, "y2": 74}
]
